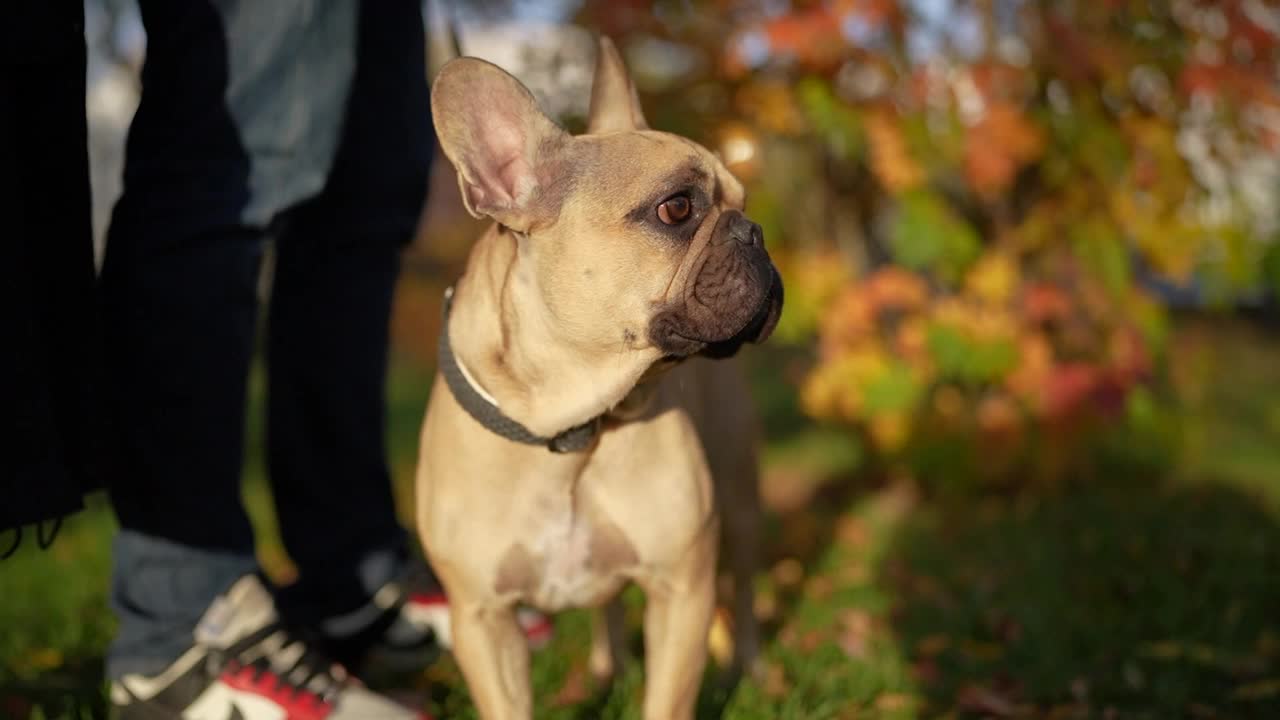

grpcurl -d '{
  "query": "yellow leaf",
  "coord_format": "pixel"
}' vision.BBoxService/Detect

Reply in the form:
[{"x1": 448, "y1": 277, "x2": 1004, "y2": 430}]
[
  {"x1": 866, "y1": 111, "x2": 925, "y2": 193},
  {"x1": 25, "y1": 647, "x2": 63, "y2": 671},
  {"x1": 965, "y1": 252, "x2": 1020, "y2": 306},
  {"x1": 707, "y1": 608, "x2": 735, "y2": 666},
  {"x1": 869, "y1": 412, "x2": 911, "y2": 452}
]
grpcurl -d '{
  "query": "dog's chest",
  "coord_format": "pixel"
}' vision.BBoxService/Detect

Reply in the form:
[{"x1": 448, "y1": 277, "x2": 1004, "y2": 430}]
[{"x1": 493, "y1": 497, "x2": 639, "y2": 612}]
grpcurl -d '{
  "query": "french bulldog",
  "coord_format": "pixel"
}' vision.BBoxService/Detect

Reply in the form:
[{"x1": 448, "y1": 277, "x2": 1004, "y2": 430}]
[{"x1": 415, "y1": 37, "x2": 782, "y2": 719}]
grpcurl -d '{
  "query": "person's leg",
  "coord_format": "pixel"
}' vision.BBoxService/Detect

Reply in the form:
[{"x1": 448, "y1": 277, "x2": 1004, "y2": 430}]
[
  {"x1": 98, "y1": 0, "x2": 263, "y2": 679},
  {"x1": 266, "y1": 0, "x2": 432, "y2": 636},
  {"x1": 265, "y1": 209, "x2": 408, "y2": 627},
  {"x1": 101, "y1": 215, "x2": 265, "y2": 677}
]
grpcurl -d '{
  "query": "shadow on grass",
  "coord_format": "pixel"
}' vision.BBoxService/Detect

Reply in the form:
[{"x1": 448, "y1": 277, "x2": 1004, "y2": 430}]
[{"x1": 882, "y1": 479, "x2": 1280, "y2": 717}]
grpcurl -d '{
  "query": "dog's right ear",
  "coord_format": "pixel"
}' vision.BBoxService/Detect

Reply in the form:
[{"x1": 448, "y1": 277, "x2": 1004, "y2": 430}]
[
  {"x1": 432, "y1": 58, "x2": 570, "y2": 231},
  {"x1": 587, "y1": 37, "x2": 648, "y2": 134}
]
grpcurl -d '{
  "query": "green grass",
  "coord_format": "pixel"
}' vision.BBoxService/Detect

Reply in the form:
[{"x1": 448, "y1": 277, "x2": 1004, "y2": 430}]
[{"x1": 4, "y1": 318, "x2": 1280, "y2": 719}]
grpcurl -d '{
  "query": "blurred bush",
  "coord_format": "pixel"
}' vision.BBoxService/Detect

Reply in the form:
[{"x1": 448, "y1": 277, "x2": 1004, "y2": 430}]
[{"x1": 572, "y1": 0, "x2": 1280, "y2": 489}]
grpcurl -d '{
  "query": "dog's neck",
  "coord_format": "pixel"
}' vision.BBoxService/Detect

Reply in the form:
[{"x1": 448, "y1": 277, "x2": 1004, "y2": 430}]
[{"x1": 447, "y1": 225, "x2": 662, "y2": 439}]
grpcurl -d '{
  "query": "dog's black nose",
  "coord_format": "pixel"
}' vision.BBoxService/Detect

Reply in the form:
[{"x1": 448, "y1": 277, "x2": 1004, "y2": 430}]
[{"x1": 728, "y1": 213, "x2": 763, "y2": 248}]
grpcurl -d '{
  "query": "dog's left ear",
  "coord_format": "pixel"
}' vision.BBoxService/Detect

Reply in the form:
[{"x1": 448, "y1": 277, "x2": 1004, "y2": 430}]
[
  {"x1": 432, "y1": 57, "x2": 570, "y2": 231},
  {"x1": 587, "y1": 37, "x2": 648, "y2": 134}
]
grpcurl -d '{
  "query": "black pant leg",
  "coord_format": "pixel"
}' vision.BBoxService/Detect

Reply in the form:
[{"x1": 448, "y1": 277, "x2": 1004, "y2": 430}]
[
  {"x1": 100, "y1": 221, "x2": 263, "y2": 553},
  {"x1": 267, "y1": 0, "x2": 432, "y2": 620},
  {"x1": 98, "y1": 0, "x2": 269, "y2": 553},
  {"x1": 266, "y1": 214, "x2": 406, "y2": 619}
]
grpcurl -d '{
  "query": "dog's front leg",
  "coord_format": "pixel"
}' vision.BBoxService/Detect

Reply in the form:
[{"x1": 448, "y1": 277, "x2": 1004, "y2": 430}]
[
  {"x1": 450, "y1": 598, "x2": 532, "y2": 720},
  {"x1": 640, "y1": 528, "x2": 718, "y2": 720}
]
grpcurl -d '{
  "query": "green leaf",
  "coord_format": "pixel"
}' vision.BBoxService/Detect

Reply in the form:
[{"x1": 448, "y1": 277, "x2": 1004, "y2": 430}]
[
  {"x1": 1071, "y1": 216, "x2": 1131, "y2": 295},
  {"x1": 928, "y1": 324, "x2": 972, "y2": 379},
  {"x1": 862, "y1": 362, "x2": 923, "y2": 414},
  {"x1": 968, "y1": 339, "x2": 1019, "y2": 382},
  {"x1": 891, "y1": 190, "x2": 981, "y2": 285},
  {"x1": 797, "y1": 76, "x2": 864, "y2": 162},
  {"x1": 928, "y1": 323, "x2": 1017, "y2": 384}
]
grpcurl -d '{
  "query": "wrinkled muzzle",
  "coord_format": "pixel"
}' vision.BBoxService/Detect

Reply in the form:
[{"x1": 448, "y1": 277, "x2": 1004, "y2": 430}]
[{"x1": 649, "y1": 209, "x2": 784, "y2": 358}]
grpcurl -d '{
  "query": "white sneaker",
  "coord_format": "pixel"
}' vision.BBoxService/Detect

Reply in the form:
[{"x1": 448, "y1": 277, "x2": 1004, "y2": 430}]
[{"x1": 110, "y1": 574, "x2": 432, "y2": 719}]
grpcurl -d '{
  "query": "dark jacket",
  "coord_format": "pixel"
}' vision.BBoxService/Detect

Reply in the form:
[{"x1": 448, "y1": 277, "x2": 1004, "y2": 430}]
[{"x1": 1, "y1": 0, "x2": 102, "y2": 535}]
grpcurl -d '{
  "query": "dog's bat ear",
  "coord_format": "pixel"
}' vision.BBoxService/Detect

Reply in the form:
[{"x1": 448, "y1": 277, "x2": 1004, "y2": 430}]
[
  {"x1": 587, "y1": 37, "x2": 649, "y2": 134},
  {"x1": 432, "y1": 58, "x2": 570, "y2": 230}
]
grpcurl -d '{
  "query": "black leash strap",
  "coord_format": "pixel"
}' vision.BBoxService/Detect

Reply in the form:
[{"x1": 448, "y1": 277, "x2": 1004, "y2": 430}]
[
  {"x1": 438, "y1": 287, "x2": 601, "y2": 453},
  {"x1": 0, "y1": 516, "x2": 66, "y2": 560},
  {"x1": 37, "y1": 516, "x2": 63, "y2": 549}
]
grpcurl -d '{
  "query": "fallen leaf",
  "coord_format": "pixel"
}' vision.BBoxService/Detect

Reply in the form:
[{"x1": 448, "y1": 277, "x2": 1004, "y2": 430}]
[
  {"x1": 779, "y1": 625, "x2": 799, "y2": 649},
  {"x1": 806, "y1": 575, "x2": 834, "y2": 600},
  {"x1": 916, "y1": 633, "x2": 950, "y2": 657},
  {"x1": 772, "y1": 558, "x2": 805, "y2": 587},
  {"x1": 874, "y1": 692, "x2": 918, "y2": 712},
  {"x1": 754, "y1": 586, "x2": 779, "y2": 622},
  {"x1": 763, "y1": 662, "x2": 790, "y2": 698},
  {"x1": 957, "y1": 684, "x2": 1017, "y2": 717},
  {"x1": 834, "y1": 515, "x2": 870, "y2": 548},
  {"x1": 801, "y1": 629, "x2": 824, "y2": 652},
  {"x1": 837, "y1": 610, "x2": 872, "y2": 660}
]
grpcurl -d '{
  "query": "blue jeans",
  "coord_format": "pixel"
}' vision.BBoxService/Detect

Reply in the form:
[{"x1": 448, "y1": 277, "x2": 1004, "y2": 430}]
[{"x1": 100, "y1": 0, "x2": 432, "y2": 678}]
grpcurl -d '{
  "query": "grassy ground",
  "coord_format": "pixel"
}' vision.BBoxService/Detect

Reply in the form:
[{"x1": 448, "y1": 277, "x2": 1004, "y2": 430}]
[{"x1": 3, "y1": 316, "x2": 1280, "y2": 719}]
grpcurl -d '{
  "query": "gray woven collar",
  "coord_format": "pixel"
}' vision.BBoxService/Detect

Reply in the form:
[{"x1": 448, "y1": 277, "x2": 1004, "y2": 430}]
[{"x1": 438, "y1": 287, "x2": 602, "y2": 453}]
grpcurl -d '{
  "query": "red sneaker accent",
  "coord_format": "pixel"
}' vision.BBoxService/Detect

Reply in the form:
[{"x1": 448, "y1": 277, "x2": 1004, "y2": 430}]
[
  {"x1": 522, "y1": 613, "x2": 554, "y2": 647},
  {"x1": 220, "y1": 663, "x2": 333, "y2": 720},
  {"x1": 407, "y1": 592, "x2": 447, "y2": 608}
]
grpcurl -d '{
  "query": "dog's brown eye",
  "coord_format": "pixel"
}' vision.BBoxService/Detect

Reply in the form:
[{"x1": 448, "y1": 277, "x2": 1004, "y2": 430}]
[{"x1": 657, "y1": 195, "x2": 692, "y2": 225}]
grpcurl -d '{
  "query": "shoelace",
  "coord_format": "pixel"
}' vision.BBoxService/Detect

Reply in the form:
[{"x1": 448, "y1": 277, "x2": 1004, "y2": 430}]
[{"x1": 222, "y1": 622, "x2": 348, "y2": 703}]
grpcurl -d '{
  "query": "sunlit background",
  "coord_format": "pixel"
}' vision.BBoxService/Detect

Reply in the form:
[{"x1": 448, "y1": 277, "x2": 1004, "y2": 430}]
[{"x1": 6, "y1": 1, "x2": 1280, "y2": 718}]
